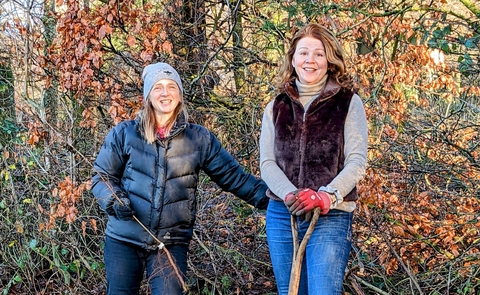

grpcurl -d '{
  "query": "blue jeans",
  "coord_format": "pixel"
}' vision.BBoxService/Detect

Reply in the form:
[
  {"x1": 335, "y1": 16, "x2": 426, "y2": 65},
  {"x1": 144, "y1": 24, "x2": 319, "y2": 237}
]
[
  {"x1": 266, "y1": 199, "x2": 353, "y2": 295},
  {"x1": 104, "y1": 236, "x2": 188, "y2": 295}
]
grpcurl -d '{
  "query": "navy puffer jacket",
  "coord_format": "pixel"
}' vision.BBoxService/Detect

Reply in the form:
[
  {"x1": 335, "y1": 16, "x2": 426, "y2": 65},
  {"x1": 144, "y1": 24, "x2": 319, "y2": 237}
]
[{"x1": 91, "y1": 114, "x2": 268, "y2": 249}]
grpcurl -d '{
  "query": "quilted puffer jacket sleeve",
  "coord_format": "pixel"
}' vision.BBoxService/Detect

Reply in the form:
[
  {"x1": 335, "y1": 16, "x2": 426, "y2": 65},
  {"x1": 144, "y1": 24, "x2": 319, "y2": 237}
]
[
  {"x1": 91, "y1": 125, "x2": 127, "y2": 212},
  {"x1": 202, "y1": 131, "x2": 269, "y2": 210}
]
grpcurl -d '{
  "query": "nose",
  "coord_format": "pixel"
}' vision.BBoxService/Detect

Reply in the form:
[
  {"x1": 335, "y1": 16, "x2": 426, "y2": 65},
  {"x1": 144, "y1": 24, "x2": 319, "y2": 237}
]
[
  {"x1": 305, "y1": 53, "x2": 314, "y2": 63},
  {"x1": 160, "y1": 87, "x2": 168, "y2": 96}
]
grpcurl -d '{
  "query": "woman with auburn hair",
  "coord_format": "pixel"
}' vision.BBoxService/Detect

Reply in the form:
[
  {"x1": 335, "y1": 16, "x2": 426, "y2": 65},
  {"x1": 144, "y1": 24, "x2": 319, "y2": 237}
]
[{"x1": 260, "y1": 23, "x2": 368, "y2": 294}]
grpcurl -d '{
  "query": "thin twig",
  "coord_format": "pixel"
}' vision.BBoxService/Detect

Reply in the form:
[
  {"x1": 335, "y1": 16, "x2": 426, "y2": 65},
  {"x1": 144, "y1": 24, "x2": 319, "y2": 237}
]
[
  {"x1": 193, "y1": 230, "x2": 217, "y2": 274},
  {"x1": 353, "y1": 274, "x2": 390, "y2": 295},
  {"x1": 349, "y1": 274, "x2": 366, "y2": 295},
  {"x1": 373, "y1": 218, "x2": 423, "y2": 295},
  {"x1": 132, "y1": 215, "x2": 187, "y2": 293},
  {"x1": 187, "y1": 260, "x2": 224, "y2": 295}
]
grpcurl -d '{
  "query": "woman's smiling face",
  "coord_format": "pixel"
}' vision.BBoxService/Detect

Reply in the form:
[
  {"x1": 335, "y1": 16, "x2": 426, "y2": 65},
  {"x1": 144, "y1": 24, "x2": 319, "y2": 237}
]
[
  {"x1": 149, "y1": 79, "x2": 181, "y2": 119},
  {"x1": 291, "y1": 36, "x2": 328, "y2": 85}
]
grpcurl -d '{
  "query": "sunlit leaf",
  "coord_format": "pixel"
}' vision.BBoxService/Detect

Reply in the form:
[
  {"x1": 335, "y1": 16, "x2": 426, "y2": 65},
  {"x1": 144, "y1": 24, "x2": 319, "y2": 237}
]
[
  {"x1": 127, "y1": 35, "x2": 136, "y2": 47},
  {"x1": 98, "y1": 25, "x2": 106, "y2": 39}
]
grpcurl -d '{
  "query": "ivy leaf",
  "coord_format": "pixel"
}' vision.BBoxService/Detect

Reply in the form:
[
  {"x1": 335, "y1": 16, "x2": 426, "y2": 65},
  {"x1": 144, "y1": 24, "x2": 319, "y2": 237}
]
[
  {"x1": 29, "y1": 239, "x2": 37, "y2": 250},
  {"x1": 465, "y1": 38, "x2": 477, "y2": 49}
]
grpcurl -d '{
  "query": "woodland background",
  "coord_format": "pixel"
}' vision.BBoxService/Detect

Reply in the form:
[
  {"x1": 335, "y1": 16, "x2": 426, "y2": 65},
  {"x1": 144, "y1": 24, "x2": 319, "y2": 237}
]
[{"x1": 0, "y1": 0, "x2": 479, "y2": 294}]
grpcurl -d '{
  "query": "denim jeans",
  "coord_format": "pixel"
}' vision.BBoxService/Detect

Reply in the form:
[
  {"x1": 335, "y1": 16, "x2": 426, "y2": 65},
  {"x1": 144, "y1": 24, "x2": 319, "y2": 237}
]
[
  {"x1": 266, "y1": 199, "x2": 353, "y2": 295},
  {"x1": 104, "y1": 235, "x2": 188, "y2": 295}
]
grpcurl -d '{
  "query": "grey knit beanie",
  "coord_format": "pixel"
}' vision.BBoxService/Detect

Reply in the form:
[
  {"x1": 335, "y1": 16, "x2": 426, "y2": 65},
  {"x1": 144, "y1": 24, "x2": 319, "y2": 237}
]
[{"x1": 142, "y1": 62, "x2": 183, "y2": 101}]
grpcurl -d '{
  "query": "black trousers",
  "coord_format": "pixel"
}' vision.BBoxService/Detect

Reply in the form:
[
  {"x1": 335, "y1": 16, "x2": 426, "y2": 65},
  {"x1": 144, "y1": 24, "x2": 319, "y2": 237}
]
[{"x1": 104, "y1": 235, "x2": 188, "y2": 295}]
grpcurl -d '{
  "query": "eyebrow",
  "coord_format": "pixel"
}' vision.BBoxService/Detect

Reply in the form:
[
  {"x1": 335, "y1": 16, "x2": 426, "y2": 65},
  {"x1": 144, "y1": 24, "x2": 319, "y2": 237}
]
[{"x1": 297, "y1": 47, "x2": 325, "y2": 51}]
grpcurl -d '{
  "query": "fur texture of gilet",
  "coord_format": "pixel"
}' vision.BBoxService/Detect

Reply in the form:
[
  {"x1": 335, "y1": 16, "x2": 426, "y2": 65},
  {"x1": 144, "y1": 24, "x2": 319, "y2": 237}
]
[{"x1": 268, "y1": 78, "x2": 358, "y2": 202}]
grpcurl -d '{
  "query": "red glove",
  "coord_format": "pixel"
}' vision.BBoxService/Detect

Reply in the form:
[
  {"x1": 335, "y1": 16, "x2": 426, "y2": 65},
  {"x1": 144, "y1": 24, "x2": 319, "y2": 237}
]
[{"x1": 287, "y1": 188, "x2": 331, "y2": 216}]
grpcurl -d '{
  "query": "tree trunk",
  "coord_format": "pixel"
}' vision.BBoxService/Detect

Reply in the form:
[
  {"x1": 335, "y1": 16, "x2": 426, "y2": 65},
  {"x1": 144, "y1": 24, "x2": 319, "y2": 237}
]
[
  {"x1": 176, "y1": 0, "x2": 208, "y2": 99},
  {"x1": 0, "y1": 57, "x2": 16, "y2": 149},
  {"x1": 42, "y1": 0, "x2": 58, "y2": 127},
  {"x1": 231, "y1": 0, "x2": 245, "y2": 92}
]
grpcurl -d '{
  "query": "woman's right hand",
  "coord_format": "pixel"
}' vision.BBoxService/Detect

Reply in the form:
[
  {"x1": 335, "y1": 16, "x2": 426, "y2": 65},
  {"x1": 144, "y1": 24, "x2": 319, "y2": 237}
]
[
  {"x1": 284, "y1": 190, "x2": 300, "y2": 212},
  {"x1": 106, "y1": 191, "x2": 136, "y2": 220},
  {"x1": 113, "y1": 197, "x2": 136, "y2": 220}
]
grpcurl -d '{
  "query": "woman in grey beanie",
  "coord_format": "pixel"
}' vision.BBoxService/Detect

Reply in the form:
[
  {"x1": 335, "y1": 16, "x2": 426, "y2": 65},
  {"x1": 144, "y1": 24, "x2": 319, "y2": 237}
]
[{"x1": 91, "y1": 62, "x2": 269, "y2": 294}]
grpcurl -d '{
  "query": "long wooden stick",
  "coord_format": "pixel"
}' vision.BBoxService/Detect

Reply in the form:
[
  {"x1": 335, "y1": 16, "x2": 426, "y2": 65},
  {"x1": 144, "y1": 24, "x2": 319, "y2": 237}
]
[
  {"x1": 291, "y1": 215, "x2": 299, "y2": 259},
  {"x1": 288, "y1": 208, "x2": 321, "y2": 295}
]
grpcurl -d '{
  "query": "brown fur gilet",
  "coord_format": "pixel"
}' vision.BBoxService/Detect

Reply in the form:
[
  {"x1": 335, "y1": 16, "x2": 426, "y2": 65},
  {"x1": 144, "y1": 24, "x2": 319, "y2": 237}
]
[{"x1": 268, "y1": 78, "x2": 358, "y2": 202}]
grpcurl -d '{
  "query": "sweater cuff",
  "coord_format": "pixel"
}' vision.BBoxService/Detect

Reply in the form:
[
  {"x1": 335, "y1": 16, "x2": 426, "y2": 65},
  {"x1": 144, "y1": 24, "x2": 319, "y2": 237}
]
[{"x1": 318, "y1": 185, "x2": 342, "y2": 208}]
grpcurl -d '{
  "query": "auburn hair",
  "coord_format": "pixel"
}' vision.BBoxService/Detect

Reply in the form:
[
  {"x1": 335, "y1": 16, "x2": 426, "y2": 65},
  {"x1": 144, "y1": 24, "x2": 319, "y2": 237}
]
[{"x1": 275, "y1": 23, "x2": 355, "y2": 92}]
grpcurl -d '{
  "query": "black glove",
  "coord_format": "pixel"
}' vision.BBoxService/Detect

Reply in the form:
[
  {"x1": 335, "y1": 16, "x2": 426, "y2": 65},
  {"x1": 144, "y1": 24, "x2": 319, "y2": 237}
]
[
  {"x1": 113, "y1": 197, "x2": 135, "y2": 220},
  {"x1": 106, "y1": 191, "x2": 135, "y2": 220}
]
